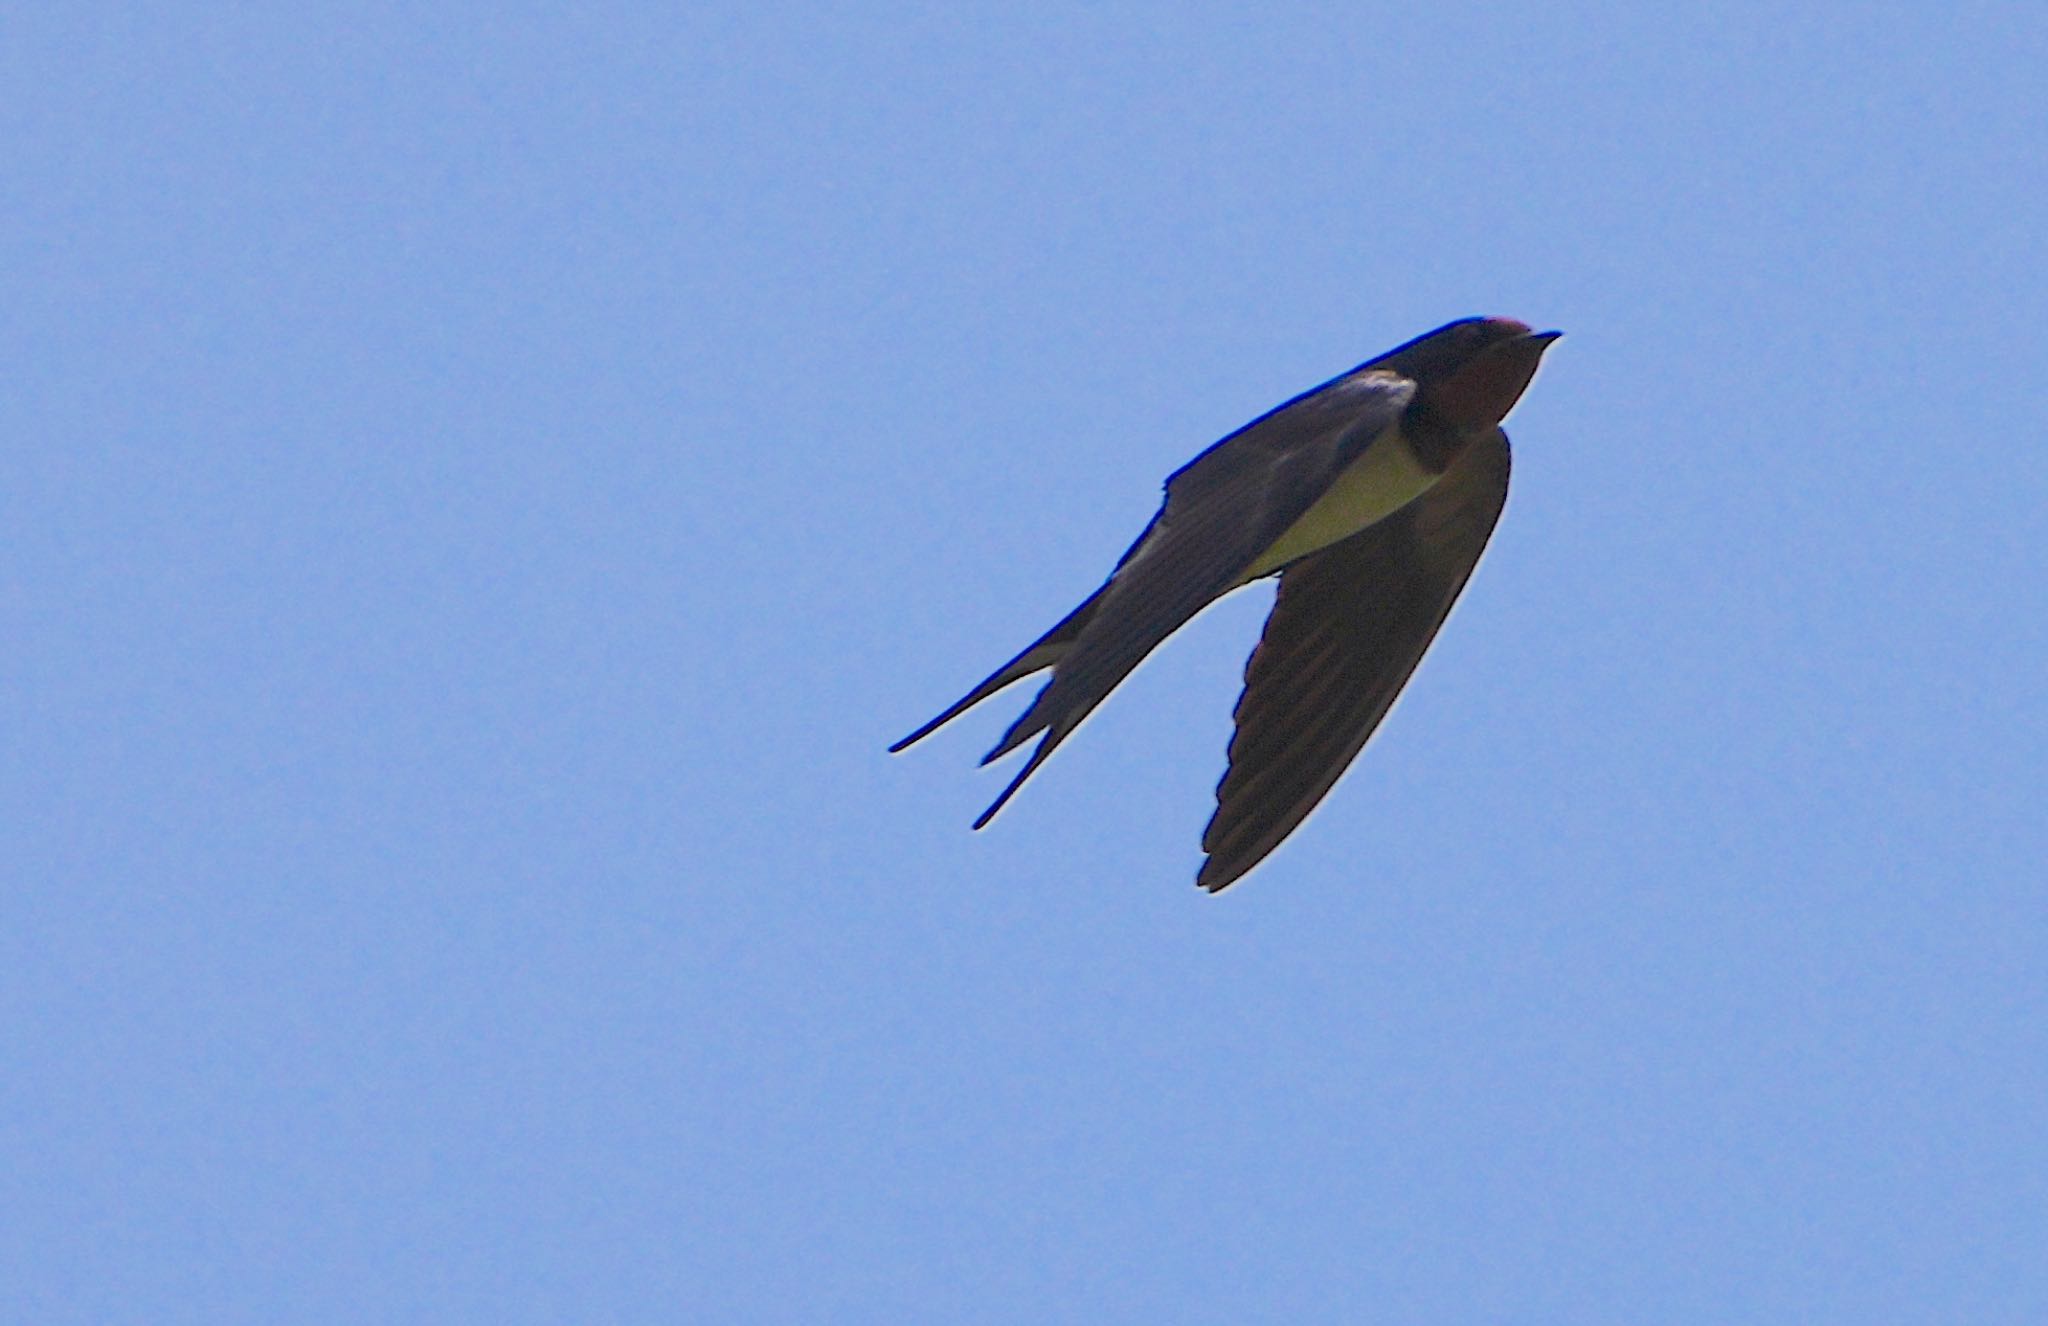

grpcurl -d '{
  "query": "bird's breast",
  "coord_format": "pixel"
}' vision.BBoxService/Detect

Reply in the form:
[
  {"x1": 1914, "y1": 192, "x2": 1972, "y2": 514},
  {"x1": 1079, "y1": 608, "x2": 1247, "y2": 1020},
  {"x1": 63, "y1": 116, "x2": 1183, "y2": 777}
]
[{"x1": 1241, "y1": 428, "x2": 1438, "y2": 580}]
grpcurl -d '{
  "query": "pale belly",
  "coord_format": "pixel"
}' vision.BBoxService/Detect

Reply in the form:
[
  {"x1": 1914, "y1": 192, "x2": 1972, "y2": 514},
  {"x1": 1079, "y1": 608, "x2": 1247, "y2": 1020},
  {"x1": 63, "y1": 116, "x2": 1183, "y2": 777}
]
[{"x1": 1241, "y1": 432, "x2": 1437, "y2": 580}]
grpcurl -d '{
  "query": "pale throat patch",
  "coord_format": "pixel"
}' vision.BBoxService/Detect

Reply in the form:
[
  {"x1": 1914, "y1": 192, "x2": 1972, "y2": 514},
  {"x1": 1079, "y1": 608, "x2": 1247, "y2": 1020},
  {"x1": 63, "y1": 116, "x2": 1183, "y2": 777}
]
[{"x1": 1241, "y1": 430, "x2": 1437, "y2": 580}]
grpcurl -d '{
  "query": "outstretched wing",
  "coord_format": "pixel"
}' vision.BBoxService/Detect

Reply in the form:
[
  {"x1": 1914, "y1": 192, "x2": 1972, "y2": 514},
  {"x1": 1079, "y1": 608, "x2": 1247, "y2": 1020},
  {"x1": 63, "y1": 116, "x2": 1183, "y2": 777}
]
[
  {"x1": 1197, "y1": 429, "x2": 1512, "y2": 891},
  {"x1": 968, "y1": 370, "x2": 1418, "y2": 826}
]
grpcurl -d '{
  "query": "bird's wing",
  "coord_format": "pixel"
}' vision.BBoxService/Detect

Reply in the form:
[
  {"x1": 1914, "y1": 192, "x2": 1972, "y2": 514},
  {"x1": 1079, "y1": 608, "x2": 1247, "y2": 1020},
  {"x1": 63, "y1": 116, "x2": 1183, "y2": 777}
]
[
  {"x1": 1197, "y1": 428, "x2": 1511, "y2": 891},
  {"x1": 970, "y1": 371, "x2": 1417, "y2": 827}
]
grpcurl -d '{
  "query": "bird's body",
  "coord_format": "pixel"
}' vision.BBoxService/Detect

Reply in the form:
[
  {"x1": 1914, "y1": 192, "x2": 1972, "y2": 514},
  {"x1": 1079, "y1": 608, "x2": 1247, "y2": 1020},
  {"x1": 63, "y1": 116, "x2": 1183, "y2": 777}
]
[
  {"x1": 1235, "y1": 373, "x2": 1438, "y2": 581},
  {"x1": 894, "y1": 317, "x2": 1558, "y2": 891}
]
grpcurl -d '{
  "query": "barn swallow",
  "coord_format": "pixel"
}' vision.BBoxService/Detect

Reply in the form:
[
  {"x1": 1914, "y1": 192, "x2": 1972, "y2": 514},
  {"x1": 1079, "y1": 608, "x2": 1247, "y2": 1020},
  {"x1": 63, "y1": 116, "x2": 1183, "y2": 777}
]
[{"x1": 893, "y1": 317, "x2": 1558, "y2": 891}]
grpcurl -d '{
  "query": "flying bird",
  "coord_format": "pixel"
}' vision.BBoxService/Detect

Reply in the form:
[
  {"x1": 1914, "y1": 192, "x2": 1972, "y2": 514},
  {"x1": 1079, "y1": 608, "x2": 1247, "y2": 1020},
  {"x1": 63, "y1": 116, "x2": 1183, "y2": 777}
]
[{"x1": 892, "y1": 317, "x2": 1558, "y2": 891}]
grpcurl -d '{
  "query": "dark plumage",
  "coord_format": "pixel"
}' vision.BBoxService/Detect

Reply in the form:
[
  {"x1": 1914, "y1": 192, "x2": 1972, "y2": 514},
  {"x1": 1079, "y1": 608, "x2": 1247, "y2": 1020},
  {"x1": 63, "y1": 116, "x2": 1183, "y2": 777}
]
[{"x1": 893, "y1": 317, "x2": 1557, "y2": 891}]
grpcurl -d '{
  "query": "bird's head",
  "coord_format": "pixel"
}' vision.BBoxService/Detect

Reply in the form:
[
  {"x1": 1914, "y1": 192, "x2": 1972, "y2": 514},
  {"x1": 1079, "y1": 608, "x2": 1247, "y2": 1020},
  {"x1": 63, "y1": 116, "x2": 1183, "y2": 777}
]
[{"x1": 1377, "y1": 316, "x2": 1560, "y2": 430}]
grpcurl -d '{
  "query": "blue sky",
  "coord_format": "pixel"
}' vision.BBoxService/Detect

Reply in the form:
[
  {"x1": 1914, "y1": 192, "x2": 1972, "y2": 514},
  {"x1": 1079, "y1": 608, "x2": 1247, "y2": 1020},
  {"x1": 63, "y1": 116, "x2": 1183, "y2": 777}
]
[{"x1": 6, "y1": 3, "x2": 2045, "y2": 1322}]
